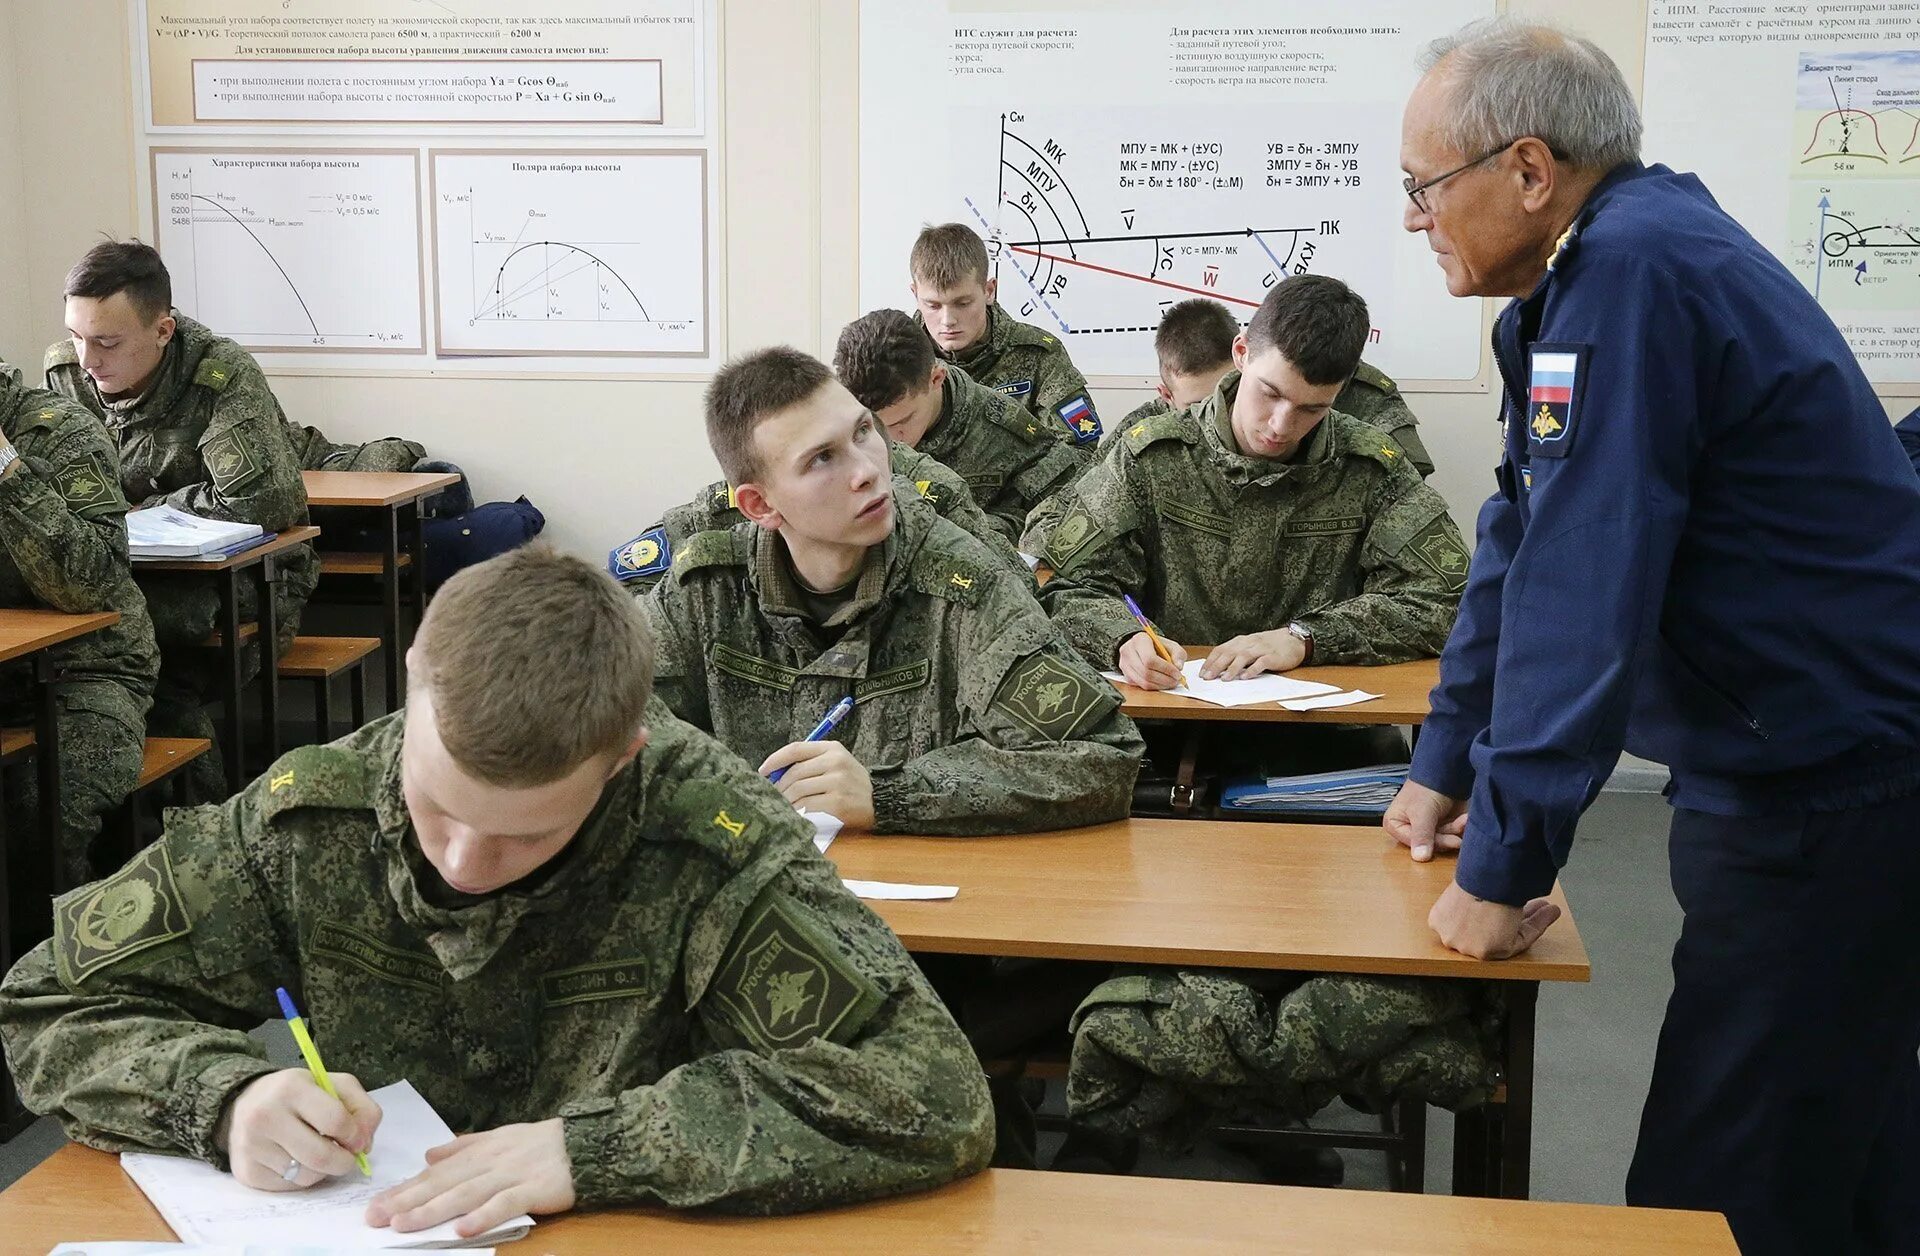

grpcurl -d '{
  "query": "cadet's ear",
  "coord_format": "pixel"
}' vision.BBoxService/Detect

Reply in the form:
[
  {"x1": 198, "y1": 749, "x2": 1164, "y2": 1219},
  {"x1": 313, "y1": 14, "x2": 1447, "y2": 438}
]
[
  {"x1": 734, "y1": 482, "x2": 782, "y2": 531},
  {"x1": 928, "y1": 361, "x2": 948, "y2": 392},
  {"x1": 1231, "y1": 332, "x2": 1250, "y2": 372},
  {"x1": 153, "y1": 312, "x2": 176, "y2": 349},
  {"x1": 983, "y1": 275, "x2": 999, "y2": 305}
]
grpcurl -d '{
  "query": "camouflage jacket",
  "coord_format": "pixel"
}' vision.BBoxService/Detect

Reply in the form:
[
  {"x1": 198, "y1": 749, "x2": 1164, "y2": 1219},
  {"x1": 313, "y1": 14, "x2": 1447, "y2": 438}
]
[
  {"x1": 44, "y1": 314, "x2": 317, "y2": 620},
  {"x1": 915, "y1": 366, "x2": 1085, "y2": 545},
  {"x1": 918, "y1": 303, "x2": 1102, "y2": 452},
  {"x1": 609, "y1": 442, "x2": 1026, "y2": 594},
  {"x1": 1039, "y1": 372, "x2": 1467, "y2": 668},
  {"x1": 0, "y1": 377, "x2": 159, "y2": 697},
  {"x1": 284, "y1": 422, "x2": 425, "y2": 473},
  {"x1": 641, "y1": 494, "x2": 1143, "y2": 836},
  {"x1": 0, "y1": 708, "x2": 993, "y2": 1215}
]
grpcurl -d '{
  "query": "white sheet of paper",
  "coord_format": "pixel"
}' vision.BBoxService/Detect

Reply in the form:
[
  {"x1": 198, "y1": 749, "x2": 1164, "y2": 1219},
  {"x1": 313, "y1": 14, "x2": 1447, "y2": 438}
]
[
  {"x1": 841, "y1": 879, "x2": 958, "y2": 901},
  {"x1": 1278, "y1": 689, "x2": 1382, "y2": 712},
  {"x1": 1102, "y1": 663, "x2": 1341, "y2": 708},
  {"x1": 1017, "y1": 551, "x2": 1042, "y2": 571},
  {"x1": 800, "y1": 809, "x2": 843, "y2": 853},
  {"x1": 119, "y1": 1081, "x2": 532, "y2": 1250}
]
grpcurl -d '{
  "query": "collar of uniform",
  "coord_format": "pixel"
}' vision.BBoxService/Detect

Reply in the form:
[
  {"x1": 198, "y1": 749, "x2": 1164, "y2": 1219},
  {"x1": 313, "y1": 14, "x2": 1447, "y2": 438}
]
[
  {"x1": 752, "y1": 524, "x2": 892, "y2": 627},
  {"x1": 951, "y1": 302, "x2": 1008, "y2": 372}
]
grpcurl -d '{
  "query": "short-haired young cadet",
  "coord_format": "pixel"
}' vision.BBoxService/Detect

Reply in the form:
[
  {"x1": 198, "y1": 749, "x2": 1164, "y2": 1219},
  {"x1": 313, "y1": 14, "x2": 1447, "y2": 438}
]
[
  {"x1": 835, "y1": 307, "x2": 1085, "y2": 544},
  {"x1": 909, "y1": 223, "x2": 1103, "y2": 451},
  {"x1": 1040, "y1": 274, "x2": 1467, "y2": 692},
  {"x1": 44, "y1": 241, "x2": 317, "y2": 790},
  {"x1": 1119, "y1": 298, "x2": 1435, "y2": 478},
  {"x1": 0, "y1": 363, "x2": 158, "y2": 886},
  {"x1": 0, "y1": 546, "x2": 993, "y2": 1232},
  {"x1": 640, "y1": 347, "x2": 1143, "y2": 836}
]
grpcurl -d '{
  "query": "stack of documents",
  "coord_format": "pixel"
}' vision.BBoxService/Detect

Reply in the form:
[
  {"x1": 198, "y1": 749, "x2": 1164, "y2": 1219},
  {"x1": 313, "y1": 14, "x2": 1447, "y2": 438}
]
[
  {"x1": 118, "y1": 1081, "x2": 531, "y2": 1249},
  {"x1": 127, "y1": 507, "x2": 264, "y2": 559},
  {"x1": 1103, "y1": 661, "x2": 1382, "y2": 711},
  {"x1": 1219, "y1": 764, "x2": 1410, "y2": 815}
]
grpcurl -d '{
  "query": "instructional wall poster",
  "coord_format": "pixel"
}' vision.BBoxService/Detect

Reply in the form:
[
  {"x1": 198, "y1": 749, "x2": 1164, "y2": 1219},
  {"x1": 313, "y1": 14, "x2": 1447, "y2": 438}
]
[
  {"x1": 859, "y1": 1, "x2": 1494, "y2": 384},
  {"x1": 141, "y1": 0, "x2": 707, "y2": 134},
  {"x1": 1645, "y1": 4, "x2": 1920, "y2": 388}
]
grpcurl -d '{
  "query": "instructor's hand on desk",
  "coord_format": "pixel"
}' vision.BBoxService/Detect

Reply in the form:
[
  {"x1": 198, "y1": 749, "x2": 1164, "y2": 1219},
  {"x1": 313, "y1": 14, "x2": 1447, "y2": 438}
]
[
  {"x1": 1386, "y1": 780, "x2": 1561, "y2": 959},
  {"x1": 760, "y1": 739, "x2": 876, "y2": 829},
  {"x1": 1385, "y1": 779, "x2": 1467, "y2": 861},
  {"x1": 366, "y1": 1118, "x2": 575, "y2": 1239},
  {"x1": 1200, "y1": 629, "x2": 1308, "y2": 680},
  {"x1": 1118, "y1": 631, "x2": 1187, "y2": 690}
]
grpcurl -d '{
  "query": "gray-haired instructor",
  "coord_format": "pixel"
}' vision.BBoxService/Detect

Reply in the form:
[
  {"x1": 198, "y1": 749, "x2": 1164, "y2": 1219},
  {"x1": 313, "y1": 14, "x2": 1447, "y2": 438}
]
[{"x1": 1390, "y1": 19, "x2": 1920, "y2": 1253}]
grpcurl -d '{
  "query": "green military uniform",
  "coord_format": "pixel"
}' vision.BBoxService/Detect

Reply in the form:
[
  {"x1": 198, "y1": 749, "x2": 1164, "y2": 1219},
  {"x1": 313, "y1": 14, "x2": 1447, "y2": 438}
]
[
  {"x1": 917, "y1": 303, "x2": 1102, "y2": 453},
  {"x1": 283, "y1": 422, "x2": 425, "y2": 473},
  {"x1": 0, "y1": 373, "x2": 159, "y2": 884},
  {"x1": 1066, "y1": 968, "x2": 1499, "y2": 1149},
  {"x1": 641, "y1": 494, "x2": 1143, "y2": 836},
  {"x1": 0, "y1": 706, "x2": 994, "y2": 1215},
  {"x1": 46, "y1": 314, "x2": 318, "y2": 792},
  {"x1": 1039, "y1": 370, "x2": 1467, "y2": 670},
  {"x1": 610, "y1": 443, "x2": 1027, "y2": 595},
  {"x1": 914, "y1": 366, "x2": 1085, "y2": 545}
]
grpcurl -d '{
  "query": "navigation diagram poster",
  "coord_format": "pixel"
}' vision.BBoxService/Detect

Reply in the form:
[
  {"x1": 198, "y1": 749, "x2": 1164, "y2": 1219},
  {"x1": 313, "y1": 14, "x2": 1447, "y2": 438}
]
[
  {"x1": 141, "y1": 0, "x2": 707, "y2": 133},
  {"x1": 1645, "y1": 3, "x2": 1920, "y2": 387},
  {"x1": 859, "y1": 1, "x2": 1493, "y2": 383}
]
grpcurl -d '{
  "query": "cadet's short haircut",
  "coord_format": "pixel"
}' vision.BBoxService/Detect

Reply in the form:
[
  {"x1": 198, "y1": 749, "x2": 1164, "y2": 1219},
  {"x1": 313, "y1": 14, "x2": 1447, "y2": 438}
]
[
  {"x1": 910, "y1": 223, "x2": 991, "y2": 290},
  {"x1": 1155, "y1": 300, "x2": 1240, "y2": 378},
  {"x1": 411, "y1": 544, "x2": 653, "y2": 787},
  {"x1": 704, "y1": 346, "x2": 835, "y2": 485},
  {"x1": 64, "y1": 240, "x2": 173, "y2": 324},
  {"x1": 1244, "y1": 275, "x2": 1370, "y2": 387},
  {"x1": 834, "y1": 308, "x2": 937, "y2": 411}
]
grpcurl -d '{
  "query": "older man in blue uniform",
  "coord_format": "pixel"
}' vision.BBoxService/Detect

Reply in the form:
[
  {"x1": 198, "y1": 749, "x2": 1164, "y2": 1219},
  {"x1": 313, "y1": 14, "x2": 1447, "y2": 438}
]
[
  {"x1": 1898, "y1": 405, "x2": 1920, "y2": 477},
  {"x1": 1393, "y1": 19, "x2": 1920, "y2": 1254}
]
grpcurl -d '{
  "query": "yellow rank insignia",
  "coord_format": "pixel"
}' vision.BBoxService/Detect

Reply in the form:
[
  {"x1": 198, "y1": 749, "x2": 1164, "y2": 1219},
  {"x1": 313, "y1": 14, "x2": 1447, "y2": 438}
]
[{"x1": 55, "y1": 843, "x2": 192, "y2": 986}]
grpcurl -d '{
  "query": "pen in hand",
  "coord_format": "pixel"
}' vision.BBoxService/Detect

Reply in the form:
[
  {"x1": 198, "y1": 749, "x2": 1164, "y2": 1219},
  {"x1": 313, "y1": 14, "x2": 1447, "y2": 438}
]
[
  {"x1": 275, "y1": 986, "x2": 372, "y2": 1177},
  {"x1": 768, "y1": 695, "x2": 856, "y2": 785},
  {"x1": 1122, "y1": 593, "x2": 1177, "y2": 666}
]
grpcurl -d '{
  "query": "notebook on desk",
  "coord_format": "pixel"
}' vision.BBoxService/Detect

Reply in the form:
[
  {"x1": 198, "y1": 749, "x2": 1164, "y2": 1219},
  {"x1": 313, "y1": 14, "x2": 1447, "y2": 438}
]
[{"x1": 118, "y1": 1081, "x2": 531, "y2": 1250}]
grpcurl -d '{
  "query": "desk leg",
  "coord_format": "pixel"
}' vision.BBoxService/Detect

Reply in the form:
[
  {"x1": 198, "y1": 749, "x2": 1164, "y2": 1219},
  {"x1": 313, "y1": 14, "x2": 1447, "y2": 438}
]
[
  {"x1": 33, "y1": 652, "x2": 64, "y2": 895},
  {"x1": 405, "y1": 497, "x2": 426, "y2": 651},
  {"x1": 1170, "y1": 727, "x2": 1200, "y2": 814},
  {"x1": 1496, "y1": 981, "x2": 1539, "y2": 1199},
  {"x1": 256, "y1": 555, "x2": 281, "y2": 764},
  {"x1": 219, "y1": 569, "x2": 245, "y2": 795},
  {"x1": 382, "y1": 507, "x2": 402, "y2": 714}
]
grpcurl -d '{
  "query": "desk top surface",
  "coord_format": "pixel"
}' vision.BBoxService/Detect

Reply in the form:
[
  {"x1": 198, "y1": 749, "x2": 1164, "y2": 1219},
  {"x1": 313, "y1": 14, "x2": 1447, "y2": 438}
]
[
  {"x1": 0, "y1": 1146, "x2": 1736, "y2": 1255},
  {"x1": 302, "y1": 470, "x2": 462, "y2": 507},
  {"x1": 0, "y1": 608, "x2": 121, "y2": 664},
  {"x1": 132, "y1": 525, "x2": 322, "y2": 572},
  {"x1": 1115, "y1": 658, "x2": 1440, "y2": 724},
  {"x1": 827, "y1": 818, "x2": 1590, "y2": 983}
]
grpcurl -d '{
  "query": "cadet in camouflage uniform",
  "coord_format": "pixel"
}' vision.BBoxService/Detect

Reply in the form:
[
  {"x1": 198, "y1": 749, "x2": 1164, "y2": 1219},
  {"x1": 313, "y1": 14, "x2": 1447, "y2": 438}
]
[
  {"x1": 1039, "y1": 277, "x2": 1466, "y2": 686},
  {"x1": 641, "y1": 347, "x2": 1141, "y2": 837},
  {"x1": 835, "y1": 308, "x2": 1086, "y2": 546},
  {"x1": 48, "y1": 243, "x2": 318, "y2": 791},
  {"x1": 0, "y1": 546, "x2": 992, "y2": 1227},
  {"x1": 283, "y1": 421, "x2": 425, "y2": 473},
  {"x1": 909, "y1": 223, "x2": 1103, "y2": 452},
  {"x1": 0, "y1": 365, "x2": 159, "y2": 885},
  {"x1": 608, "y1": 440, "x2": 1027, "y2": 596}
]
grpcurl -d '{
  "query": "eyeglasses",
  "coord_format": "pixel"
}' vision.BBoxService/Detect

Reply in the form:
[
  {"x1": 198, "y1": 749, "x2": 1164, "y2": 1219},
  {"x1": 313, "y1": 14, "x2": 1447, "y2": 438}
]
[{"x1": 1402, "y1": 141, "x2": 1517, "y2": 215}]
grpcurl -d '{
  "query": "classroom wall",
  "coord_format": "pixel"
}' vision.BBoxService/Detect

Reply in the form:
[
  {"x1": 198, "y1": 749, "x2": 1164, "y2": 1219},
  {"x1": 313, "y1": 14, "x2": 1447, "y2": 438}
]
[{"x1": 0, "y1": 0, "x2": 1904, "y2": 561}]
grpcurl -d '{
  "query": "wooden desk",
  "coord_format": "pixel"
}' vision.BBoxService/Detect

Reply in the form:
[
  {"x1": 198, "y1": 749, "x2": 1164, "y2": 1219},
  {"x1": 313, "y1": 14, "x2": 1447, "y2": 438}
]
[
  {"x1": 303, "y1": 470, "x2": 460, "y2": 713},
  {"x1": 0, "y1": 1145, "x2": 1738, "y2": 1254},
  {"x1": 134, "y1": 526, "x2": 321, "y2": 793},
  {"x1": 0, "y1": 608, "x2": 120, "y2": 1138},
  {"x1": 1115, "y1": 658, "x2": 1441, "y2": 726},
  {"x1": 830, "y1": 820, "x2": 1588, "y2": 1200}
]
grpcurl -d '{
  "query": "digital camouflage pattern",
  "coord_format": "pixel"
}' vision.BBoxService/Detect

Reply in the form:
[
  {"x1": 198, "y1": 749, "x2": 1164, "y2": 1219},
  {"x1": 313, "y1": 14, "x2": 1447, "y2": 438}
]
[
  {"x1": 610, "y1": 443, "x2": 1027, "y2": 596},
  {"x1": 641, "y1": 493, "x2": 1143, "y2": 835},
  {"x1": 45, "y1": 313, "x2": 317, "y2": 652},
  {"x1": 0, "y1": 372, "x2": 159, "y2": 882},
  {"x1": 917, "y1": 303, "x2": 1102, "y2": 453},
  {"x1": 912, "y1": 366, "x2": 1085, "y2": 545},
  {"x1": 1065, "y1": 967, "x2": 1501, "y2": 1148},
  {"x1": 282, "y1": 422, "x2": 425, "y2": 473},
  {"x1": 0, "y1": 706, "x2": 995, "y2": 1214},
  {"x1": 1038, "y1": 371, "x2": 1467, "y2": 669}
]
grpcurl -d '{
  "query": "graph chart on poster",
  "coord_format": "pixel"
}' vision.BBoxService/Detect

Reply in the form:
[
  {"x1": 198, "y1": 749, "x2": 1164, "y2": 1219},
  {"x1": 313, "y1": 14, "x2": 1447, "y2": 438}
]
[{"x1": 151, "y1": 147, "x2": 424, "y2": 353}]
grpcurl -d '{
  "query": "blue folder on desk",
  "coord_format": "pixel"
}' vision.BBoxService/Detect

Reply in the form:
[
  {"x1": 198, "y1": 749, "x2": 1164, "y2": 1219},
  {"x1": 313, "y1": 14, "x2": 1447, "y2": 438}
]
[{"x1": 1219, "y1": 764, "x2": 1410, "y2": 815}]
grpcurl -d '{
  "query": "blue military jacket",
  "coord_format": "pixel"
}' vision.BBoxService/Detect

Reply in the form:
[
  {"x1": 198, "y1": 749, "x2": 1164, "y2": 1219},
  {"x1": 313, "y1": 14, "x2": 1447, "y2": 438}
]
[
  {"x1": 1897, "y1": 406, "x2": 1920, "y2": 477},
  {"x1": 1411, "y1": 162, "x2": 1920, "y2": 905}
]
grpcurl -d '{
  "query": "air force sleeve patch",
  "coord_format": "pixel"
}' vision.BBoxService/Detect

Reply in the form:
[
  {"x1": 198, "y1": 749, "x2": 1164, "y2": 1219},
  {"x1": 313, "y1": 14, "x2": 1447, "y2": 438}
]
[
  {"x1": 608, "y1": 526, "x2": 673, "y2": 583},
  {"x1": 1526, "y1": 346, "x2": 1585, "y2": 458},
  {"x1": 1055, "y1": 392, "x2": 1102, "y2": 446}
]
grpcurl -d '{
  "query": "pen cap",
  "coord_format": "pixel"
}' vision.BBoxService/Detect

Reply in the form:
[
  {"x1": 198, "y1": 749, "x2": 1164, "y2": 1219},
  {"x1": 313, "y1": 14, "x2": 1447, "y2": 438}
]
[{"x1": 275, "y1": 986, "x2": 301, "y2": 1022}]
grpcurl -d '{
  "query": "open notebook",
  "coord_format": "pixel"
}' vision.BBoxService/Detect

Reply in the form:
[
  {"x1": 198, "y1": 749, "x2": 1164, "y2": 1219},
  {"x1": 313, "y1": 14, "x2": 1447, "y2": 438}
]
[{"x1": 119, "y1": 1081, "x2": 531, "y2": 1250}]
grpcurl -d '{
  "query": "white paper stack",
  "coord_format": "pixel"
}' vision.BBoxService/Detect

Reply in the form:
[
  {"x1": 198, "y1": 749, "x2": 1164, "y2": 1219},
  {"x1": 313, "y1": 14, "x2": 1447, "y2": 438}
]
[{"x1": 126, "y1": 507, "x2": 263, "y2": 559}]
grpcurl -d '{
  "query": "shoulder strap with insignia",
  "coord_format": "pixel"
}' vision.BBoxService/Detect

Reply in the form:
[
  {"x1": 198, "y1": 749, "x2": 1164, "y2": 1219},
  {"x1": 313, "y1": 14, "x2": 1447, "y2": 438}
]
[
  {"x1": 1122, "y1": 409, "x2": 1196, "y2": 456},
  {"x1": 671, "y1": 528, "x2": 750, "y2": 583},
  {"x1": 192, "y1": 355, "x2": 237, "y2": 393},
  {"x1": 906, "y1": 537, "x2": 989, "y2": 605},
  {"x1": 1327, "y1": 414, "x2": 1412, "y2": 472},
  {"x1": 1348, "y1": 361, "x2": 1399, "y2": 396},
  {"x1": 978, "y1": 388, "x2": 1050, "y2": 444},
  {"x1": 258, "y1": 744, "x2": 373, "y2": 823},
  {"x1": 43, "y1": 339, "x2": 78, "y2": 372}
]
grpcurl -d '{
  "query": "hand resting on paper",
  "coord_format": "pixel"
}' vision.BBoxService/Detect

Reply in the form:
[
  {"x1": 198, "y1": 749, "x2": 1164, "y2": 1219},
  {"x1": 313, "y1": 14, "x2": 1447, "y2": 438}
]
[{"x1": 366, "y1": 1117, "x2": 575, "y2": 1239}]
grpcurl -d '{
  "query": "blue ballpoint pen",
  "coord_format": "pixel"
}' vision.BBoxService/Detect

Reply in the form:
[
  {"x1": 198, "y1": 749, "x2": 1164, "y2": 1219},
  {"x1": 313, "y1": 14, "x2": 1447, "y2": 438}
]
[{"x1": 769, "y1": 695, "x2": 856, "y2": 784}]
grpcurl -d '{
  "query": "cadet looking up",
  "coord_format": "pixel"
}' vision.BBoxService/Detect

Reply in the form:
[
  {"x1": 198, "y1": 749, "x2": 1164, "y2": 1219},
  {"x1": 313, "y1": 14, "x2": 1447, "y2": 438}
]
[{"x1": 0, "y1": 545, "x2": 994, "y2": 1236}]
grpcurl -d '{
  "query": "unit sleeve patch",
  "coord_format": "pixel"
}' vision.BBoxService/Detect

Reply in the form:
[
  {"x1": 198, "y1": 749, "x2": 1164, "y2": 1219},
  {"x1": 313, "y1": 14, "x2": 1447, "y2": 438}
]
[
  {"x1": 55, "y1": 843, "x2": 192, "y2": 986},
  {"x1": 706, "y1": 891, "x2": 884, "y2": 1052}
]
